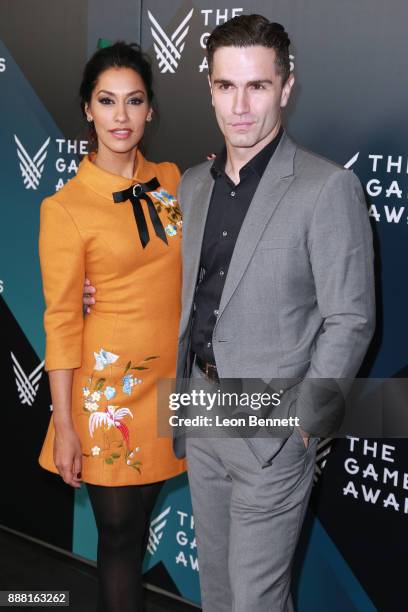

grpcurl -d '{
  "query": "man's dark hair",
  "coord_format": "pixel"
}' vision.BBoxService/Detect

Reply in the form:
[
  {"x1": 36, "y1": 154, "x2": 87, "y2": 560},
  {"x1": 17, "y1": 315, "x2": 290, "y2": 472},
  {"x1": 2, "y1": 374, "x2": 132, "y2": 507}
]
[{"x1": 206, "y1": 14, "x2": 291, "y2": 83}]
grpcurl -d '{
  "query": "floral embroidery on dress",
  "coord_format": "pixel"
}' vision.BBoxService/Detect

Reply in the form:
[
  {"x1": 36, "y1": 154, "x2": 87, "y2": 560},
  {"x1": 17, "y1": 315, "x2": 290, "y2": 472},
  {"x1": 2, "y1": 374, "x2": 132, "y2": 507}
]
[
  {"x1": 82, "y1": 353, "x2": 159, "y2": 473},
  {"x1": 104, "y1": 386, "x2": 116, "y2": 400},
  {"x1": 122, "y1": 374, "x2": 142, "y2": 396},
  {"x1": 165, "y1": 223, "x2": 177, "y2": 237},
  {"x1": 94, "y1": 349, "x2": 119, "y2": 371},
  {"x1": 150, "y1": 188, "x2": 182, "y2": 236},
  {"x1": 150, "y1": 188, "x2": 177, "y2": 207}
]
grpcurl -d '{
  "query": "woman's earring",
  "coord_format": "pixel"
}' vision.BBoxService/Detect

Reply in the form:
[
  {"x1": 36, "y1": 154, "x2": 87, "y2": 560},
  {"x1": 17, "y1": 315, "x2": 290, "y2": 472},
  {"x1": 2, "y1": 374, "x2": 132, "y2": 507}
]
[
  {"x1": 147, "y1": 112, "x2": 152, "y2": 122},
  {"x1": 87, "y1": 116, "x2": 93, "y2": 123}
]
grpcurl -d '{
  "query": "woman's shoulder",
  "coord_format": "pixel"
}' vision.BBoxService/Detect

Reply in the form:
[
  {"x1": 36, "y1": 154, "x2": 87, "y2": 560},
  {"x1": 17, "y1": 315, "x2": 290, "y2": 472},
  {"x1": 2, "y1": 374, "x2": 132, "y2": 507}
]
[
  {"x1": 145, "y1": 157, "x2": 181, "y2": 186},
  {"x1": 40, "y1": 172, "x2": 86, "y2": 212}
]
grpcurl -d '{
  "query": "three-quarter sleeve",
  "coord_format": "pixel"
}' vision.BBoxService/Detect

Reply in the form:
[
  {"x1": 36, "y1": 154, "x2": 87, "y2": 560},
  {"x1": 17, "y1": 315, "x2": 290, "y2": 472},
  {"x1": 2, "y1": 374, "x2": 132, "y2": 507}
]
[{"x1": 39, "y1": 197, "x2": 85, "y2": 371}]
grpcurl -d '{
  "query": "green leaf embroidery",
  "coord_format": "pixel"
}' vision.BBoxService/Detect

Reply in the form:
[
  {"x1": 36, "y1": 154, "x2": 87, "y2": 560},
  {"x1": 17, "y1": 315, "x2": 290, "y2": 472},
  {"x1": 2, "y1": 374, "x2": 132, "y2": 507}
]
[
  {"x1": 131, "y1": 366, "x2": 148, "y2": 370},
  {"x1": 124, "y1": 361, "x2": 131, "y2": 374},
  {"x1": 111, "y1": 453, "x2": 120, "y2": 459},
  {"x1": 144, "y1": 356, "x2": 159, "y2": 361},
  {"x1": 95, "y1": 378, "x2": 106, "y2": 391},
  {"x1": 105, "y1": 457, "x2": 114, "y2": 465}
]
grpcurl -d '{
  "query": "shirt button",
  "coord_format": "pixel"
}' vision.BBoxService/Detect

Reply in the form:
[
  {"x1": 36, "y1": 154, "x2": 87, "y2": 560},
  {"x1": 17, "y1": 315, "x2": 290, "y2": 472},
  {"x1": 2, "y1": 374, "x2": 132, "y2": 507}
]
[
  {"x1": 222, "y1": 230, "x2": 228, "y2": 237},
  {"x1": 207, "y1": 341, "x2": 212, "y2": 348},
  {"x1": 230, "y1": 191, "x2": 236, "y2": 197},
  {"x1": 219, "y1": 269, "x2": 225, "y2": 277},
  {"x1": 214, "y1": 309, "x2": 219, "y2": 316}
]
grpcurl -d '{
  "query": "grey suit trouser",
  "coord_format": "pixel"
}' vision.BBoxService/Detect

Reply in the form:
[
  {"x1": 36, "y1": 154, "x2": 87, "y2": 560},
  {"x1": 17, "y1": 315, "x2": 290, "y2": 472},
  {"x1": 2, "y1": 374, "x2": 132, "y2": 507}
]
[{"x1": 186, "y1": 361, "x2": 318, "y2": 612}]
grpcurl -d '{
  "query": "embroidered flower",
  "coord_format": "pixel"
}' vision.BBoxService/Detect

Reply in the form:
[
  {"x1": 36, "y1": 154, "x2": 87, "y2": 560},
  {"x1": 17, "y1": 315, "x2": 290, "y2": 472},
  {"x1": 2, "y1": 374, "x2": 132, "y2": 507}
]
[
  {"x1": 165, "y1": 223, "x2": 177, "y2": 237},
  {"x1": 91, "y1": 446, "x2": 101, "y2": 456},
  {"x1": 104, "y1": 386, "x2": 116, "y2": 400},
  {"x1": 83, "y1": 387, "x2": 90, "y2": 397},
  {"x1": 151, "y1": 188, "x2": 177, "y2": 207},
  {"x1": 85, "y1": 401, "x2": 99, "y2": 412},
  {"x1": 122, "y1": 374, "x2": 142, "y2": 396},
  {"x1": 94, "y1": 349, "x2": 119, "y2": 371},
  {"x1": 127, "y1": 459, "x2": 131, "y2": 465},
  {"x1": 91, "y1": 391, "x2": 101, "y2": 402}
]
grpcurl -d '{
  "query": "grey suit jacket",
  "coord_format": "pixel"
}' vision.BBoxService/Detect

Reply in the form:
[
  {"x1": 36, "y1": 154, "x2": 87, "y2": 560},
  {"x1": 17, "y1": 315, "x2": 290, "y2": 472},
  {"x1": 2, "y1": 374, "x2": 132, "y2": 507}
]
[{"x1": 174, "y1": 132, "x2": 375, "y2": 464}]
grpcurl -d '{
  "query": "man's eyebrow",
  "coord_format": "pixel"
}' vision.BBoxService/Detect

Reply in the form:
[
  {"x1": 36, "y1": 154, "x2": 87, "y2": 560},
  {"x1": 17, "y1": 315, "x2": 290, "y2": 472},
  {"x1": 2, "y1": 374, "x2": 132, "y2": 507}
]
[
  {"x1": 212, "y1": 79, "x2": 273, "y2": 86},
  {"x1": 247, "y1": 79, "x2": 273, "y2": 86},
  {"x1": 213, "y1": 79, "x2": 234, "y2": 86}
]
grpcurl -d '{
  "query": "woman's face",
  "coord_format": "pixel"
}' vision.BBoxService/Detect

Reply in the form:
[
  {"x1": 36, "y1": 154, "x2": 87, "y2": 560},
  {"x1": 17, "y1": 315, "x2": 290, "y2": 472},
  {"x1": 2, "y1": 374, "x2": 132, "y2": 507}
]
[{"x1": 85, "y1": 66, "x2": 152, "y2": 155}]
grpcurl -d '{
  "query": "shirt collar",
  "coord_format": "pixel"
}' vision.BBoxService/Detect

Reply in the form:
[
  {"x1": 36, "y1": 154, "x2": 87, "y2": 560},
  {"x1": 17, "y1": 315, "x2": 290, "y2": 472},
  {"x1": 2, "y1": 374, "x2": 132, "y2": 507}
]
[{"x1": 210, "y1": 126, "x2": 284, "y2": 181}]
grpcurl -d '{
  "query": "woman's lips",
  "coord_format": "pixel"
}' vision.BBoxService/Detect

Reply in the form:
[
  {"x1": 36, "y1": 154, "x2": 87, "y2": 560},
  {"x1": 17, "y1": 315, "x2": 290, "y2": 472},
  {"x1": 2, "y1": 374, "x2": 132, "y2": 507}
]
[{"x1": 109, "y1": 129, "x2": 132, "y2": 139}]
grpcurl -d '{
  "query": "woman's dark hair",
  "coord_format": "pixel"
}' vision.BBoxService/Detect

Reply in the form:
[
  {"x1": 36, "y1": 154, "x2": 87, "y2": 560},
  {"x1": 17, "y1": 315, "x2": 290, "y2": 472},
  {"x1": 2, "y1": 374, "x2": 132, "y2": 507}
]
[
  {"x1": 79, "y1": 41, "x2": 154, "y2": 143},
  {"x1": 206, "y1": 15, "x2": 291, "y2": 83}
]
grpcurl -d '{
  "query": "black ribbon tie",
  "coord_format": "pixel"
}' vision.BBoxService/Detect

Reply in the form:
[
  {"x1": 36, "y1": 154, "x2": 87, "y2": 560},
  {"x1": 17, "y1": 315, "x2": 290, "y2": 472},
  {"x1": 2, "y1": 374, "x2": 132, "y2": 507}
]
[{"x1": 112, "y1": 177, "x2": 168, "y2": 248}]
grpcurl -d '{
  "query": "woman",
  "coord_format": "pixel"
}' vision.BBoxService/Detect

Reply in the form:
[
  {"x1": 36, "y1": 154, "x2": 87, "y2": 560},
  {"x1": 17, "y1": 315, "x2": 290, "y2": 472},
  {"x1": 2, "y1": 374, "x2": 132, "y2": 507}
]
[{"x1": 38, "y1": 42, "x2": 185, "y2": 612}]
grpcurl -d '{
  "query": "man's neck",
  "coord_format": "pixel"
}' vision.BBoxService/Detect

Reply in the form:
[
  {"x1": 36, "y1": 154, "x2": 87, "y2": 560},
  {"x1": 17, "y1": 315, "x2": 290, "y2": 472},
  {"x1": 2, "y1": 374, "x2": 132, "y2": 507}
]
[{"x1": 224, "y1": 122, "x2": 283, "y2": 185}]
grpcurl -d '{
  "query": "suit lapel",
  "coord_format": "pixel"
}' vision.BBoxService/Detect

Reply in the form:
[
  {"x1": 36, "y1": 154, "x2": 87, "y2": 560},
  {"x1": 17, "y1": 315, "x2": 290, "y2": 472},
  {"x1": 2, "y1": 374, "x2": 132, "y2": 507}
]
[
  {"x1": 180, "y1": 170, "x2": 214, "y2": 334},
  {"x1": 215, "y1": 133, "x2": 297, "y2": 324}
]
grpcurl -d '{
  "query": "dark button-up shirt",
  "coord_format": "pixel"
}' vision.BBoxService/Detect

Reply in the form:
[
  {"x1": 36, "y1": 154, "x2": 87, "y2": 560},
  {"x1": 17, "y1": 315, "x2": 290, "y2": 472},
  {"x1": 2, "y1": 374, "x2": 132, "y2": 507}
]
[{"x1": 191, "y1": 128, "x2": 283, "y2": 364}]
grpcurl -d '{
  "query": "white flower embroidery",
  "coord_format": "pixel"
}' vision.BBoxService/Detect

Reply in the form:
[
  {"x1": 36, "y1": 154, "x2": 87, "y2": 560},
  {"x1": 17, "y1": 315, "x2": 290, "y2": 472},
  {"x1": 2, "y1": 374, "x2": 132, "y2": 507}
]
[
  {"x1": 91, "y1": 391, "x2": 101, "y2": 402},
  {"x1": 85, "y1": 401, "x2": 99, "y2": 412},
  {"x1": 91, "y1": 446, "x2": 101, "y2": 456},
  {"x1": 83, "y1": 387, "x2": 90, "y2": 397},
  {"x1": 94, "y1": 349, "x2": 119, "y2": 371}
]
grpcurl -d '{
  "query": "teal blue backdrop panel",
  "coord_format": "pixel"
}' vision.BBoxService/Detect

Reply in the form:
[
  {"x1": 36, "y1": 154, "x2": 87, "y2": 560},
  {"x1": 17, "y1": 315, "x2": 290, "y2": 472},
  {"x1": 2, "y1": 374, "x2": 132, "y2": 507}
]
[{"x1": 0, "y1": 38, "x2": 67, "y2": 357}]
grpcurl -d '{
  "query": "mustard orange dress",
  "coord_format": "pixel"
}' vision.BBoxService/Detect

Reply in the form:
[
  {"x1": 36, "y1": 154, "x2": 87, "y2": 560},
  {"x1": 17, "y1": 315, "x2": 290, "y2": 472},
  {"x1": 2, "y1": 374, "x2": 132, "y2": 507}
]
[{"x1": 38, "y1": 149, "x2": 186, "y2": 485}]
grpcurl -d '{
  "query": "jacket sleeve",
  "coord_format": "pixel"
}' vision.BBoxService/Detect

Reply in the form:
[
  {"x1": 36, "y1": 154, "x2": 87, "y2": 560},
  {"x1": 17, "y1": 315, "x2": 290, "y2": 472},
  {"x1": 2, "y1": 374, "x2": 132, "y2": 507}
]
[
  {"x1": 295, "y1": 169, "x2": 376, "y2": 435},
  {"x1": 39, "y1": 197, "x2": 85, "y2": 371}
]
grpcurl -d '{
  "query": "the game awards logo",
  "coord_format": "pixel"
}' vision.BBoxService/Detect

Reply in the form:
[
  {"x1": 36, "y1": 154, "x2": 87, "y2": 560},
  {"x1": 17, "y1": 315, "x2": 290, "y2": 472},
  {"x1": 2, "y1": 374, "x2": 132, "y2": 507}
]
[
  {"x1": 147, "y1": 9, "x2": 194, "y2": 73},
  {"x1": 11, "y1": 351, "x2": 44, "y2": 406},
  {"x1": 147, "y1": 506, "x2": 171, "y2": 555},
  {"x1": 14, "y1": 134, "x2": 50, "y2": 190}
]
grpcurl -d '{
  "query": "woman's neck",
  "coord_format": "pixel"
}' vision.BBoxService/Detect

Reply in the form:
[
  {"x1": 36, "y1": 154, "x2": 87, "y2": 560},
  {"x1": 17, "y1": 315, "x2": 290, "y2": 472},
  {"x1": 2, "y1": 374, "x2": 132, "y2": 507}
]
[{"x1": 93, "y1": 146, "x2": 138, "y2": 179}]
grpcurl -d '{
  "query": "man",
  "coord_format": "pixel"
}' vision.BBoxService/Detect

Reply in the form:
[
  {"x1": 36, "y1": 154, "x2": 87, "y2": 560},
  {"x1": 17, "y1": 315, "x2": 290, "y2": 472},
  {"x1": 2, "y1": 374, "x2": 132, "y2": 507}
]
[
  {"x1": 84, "y1": 15, "x2": 375, "y2": 611},
  {"x1": 173, "y1": 15, "x2": 374, "y2": 612}
]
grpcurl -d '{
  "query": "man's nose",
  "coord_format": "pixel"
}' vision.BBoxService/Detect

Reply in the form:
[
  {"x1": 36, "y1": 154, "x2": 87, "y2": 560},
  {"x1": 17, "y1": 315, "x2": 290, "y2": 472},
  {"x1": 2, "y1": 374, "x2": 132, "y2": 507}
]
[{"x1": 232, "y1": 88, "x2": 250, "y2": 115}]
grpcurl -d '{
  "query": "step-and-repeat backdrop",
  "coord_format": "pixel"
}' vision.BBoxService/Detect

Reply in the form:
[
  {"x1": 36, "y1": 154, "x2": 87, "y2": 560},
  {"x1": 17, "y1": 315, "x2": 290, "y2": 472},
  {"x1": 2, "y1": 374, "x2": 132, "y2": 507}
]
[{"x1": 1, "y1": 1, "x2": 407, "y2": 610}]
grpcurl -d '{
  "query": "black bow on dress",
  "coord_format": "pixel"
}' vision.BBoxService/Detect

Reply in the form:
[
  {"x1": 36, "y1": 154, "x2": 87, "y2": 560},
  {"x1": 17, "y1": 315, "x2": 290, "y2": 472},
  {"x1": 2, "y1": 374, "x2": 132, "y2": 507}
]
[{"x1": 112, "y1": 177, "x2": 168, "y2": 248}]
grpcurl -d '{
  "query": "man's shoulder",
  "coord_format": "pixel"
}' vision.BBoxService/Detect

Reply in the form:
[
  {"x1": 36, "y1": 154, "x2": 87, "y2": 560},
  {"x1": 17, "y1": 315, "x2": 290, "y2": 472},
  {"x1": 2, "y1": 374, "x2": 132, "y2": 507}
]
[
  {"x1": 283, "y1": 136, "x2": 364, "y2": 201},
  {"x1": 294, "y1": 142, "x2": 346, "y2": 183},
  {"x1": 180, "y1": 160, "x2": 213, "y2": 186}
]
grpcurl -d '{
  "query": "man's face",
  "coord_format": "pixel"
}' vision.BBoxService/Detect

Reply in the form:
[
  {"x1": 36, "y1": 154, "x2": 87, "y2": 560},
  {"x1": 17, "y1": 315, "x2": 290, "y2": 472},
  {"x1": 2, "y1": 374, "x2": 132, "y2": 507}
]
[{"x1": 209, "y1": 45, "x2": 294, "y2": 151}]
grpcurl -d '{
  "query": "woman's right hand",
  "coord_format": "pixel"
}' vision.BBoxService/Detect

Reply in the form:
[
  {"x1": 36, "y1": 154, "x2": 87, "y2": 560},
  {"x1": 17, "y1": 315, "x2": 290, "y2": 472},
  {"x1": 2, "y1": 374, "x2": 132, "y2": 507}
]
[
  {"x1": 53, "y1": 428, "x2": 83, "y2": 488},
  {"x1": 83, "y1": 277, "x2": 96, "y2": 314}
]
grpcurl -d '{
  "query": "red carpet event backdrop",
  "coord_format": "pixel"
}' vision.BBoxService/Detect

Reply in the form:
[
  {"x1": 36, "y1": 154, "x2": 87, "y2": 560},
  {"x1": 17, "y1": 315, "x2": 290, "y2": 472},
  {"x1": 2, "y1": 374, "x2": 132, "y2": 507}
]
[{"x1": 1, "y1": 1, "x2": 407, "y2": 610}]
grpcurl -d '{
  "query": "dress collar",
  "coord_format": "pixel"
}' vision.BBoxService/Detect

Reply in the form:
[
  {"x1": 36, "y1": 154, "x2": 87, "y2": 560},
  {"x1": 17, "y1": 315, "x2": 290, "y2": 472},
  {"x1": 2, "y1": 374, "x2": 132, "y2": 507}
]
[{"x1": 76, "y1": 148, "x2": 153, "y2": 200}]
